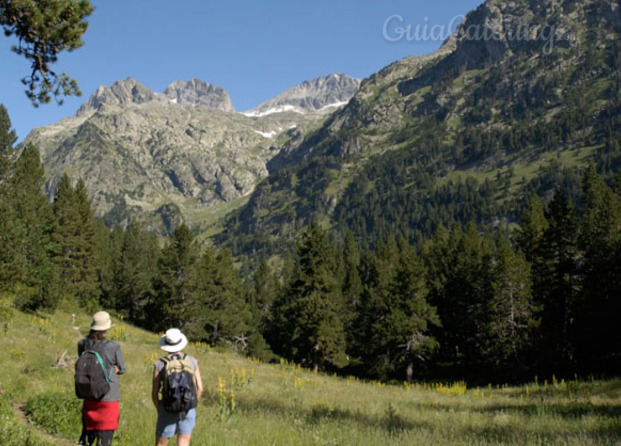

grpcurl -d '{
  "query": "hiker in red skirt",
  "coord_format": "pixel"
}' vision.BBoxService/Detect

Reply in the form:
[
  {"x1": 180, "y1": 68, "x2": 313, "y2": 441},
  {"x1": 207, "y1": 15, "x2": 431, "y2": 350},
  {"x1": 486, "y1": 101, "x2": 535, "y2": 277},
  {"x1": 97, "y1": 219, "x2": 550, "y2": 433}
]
[{"x1": 78, "y1": 311, "x2": 126, "y2": 446}]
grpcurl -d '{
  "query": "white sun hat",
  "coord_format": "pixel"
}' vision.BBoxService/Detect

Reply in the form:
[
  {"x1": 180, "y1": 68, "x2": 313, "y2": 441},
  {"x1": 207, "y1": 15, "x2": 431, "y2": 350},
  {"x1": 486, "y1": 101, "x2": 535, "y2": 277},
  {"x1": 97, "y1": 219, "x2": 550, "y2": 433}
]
[
  {"x1": 90, "y1": 311, "x2": 114, "y2": 331},
  {"x1": 159, "y1": 328, "x2": 188, "y2": 353}
]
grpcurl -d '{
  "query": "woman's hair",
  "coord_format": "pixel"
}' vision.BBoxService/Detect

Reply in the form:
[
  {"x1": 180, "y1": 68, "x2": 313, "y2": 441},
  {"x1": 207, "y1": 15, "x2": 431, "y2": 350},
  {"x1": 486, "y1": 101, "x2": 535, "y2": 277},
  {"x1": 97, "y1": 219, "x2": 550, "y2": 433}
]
[{"x1": 88, "y1": 330, "x2": 107, "y2": 340}]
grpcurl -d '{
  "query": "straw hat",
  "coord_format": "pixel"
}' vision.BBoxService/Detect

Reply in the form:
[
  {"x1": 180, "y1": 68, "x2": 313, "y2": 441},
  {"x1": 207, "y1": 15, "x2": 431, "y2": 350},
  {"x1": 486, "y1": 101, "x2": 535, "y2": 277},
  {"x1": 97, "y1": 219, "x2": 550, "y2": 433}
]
[
  {"x1": 159, "y1": 328, "x2": 188, "y2": 353},
  {"x1": 91, "y1": 311, "x2": 114, "y2": 331}
]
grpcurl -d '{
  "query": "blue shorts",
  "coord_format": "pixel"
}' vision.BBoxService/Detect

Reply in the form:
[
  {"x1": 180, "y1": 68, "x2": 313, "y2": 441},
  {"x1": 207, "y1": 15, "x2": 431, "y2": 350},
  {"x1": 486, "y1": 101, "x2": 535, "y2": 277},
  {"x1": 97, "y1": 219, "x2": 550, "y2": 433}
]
[{"x1": 155, "y1": 407, "x2": 197, "y2": 438}]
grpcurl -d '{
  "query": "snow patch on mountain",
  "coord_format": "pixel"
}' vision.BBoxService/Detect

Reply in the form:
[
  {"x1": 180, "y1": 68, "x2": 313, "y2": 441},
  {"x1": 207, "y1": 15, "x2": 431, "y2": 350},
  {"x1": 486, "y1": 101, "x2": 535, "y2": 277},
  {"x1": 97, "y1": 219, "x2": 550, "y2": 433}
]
[
  {"x1": 242, "y1": 105, "x2": 300, "y2": 117},
  {"x1": 242, "y1": 73, "x2": 361, "y2": 117},
  {"x1": 254, "y1": 129, "x2": 279, "y2": 138}
]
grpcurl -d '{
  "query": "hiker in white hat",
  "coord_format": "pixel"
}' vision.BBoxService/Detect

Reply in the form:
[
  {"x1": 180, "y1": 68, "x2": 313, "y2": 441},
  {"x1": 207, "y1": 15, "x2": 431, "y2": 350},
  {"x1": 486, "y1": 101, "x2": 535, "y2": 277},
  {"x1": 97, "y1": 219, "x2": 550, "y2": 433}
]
[
  {"x1": 152, "y1": 328, "x2": 203, "y2": 446},
  {"x1": 158, "y1": 328, "x2": 188, "y2": 353},
  {"x1": 77, "y1": 311, "x2": 126, "y2": 446}
]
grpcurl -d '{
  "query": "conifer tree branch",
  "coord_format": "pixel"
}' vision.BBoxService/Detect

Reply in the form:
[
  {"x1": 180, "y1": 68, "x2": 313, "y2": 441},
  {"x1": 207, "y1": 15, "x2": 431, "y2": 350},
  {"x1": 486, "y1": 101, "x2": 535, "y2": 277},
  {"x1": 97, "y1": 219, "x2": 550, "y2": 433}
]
[{"x1": 0, "y1": 0, "x2": 94, "y2": 106}]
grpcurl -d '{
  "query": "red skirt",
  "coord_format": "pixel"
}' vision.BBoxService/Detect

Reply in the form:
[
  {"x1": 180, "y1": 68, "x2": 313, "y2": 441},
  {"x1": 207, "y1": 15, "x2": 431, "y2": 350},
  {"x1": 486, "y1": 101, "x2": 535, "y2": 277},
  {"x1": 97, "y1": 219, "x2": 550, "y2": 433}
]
[{"x1": 82, "y1": 400, "x2": 120, "y2": 431}]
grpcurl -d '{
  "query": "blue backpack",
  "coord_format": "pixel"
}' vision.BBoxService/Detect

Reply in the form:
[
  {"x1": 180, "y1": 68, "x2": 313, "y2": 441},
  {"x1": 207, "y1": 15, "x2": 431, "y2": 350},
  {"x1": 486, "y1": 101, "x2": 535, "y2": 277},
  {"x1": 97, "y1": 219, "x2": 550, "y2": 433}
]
[{"x1": 159, "y1": 353, "x2": 198, "y2": 414}]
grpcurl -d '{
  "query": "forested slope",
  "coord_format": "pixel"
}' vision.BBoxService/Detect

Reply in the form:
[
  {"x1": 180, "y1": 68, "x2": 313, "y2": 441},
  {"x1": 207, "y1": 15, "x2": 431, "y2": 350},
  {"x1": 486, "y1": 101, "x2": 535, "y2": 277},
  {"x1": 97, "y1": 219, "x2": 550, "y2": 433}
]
[{"x1": 221, "y1": 0, "x2": 621, "y2": 257}]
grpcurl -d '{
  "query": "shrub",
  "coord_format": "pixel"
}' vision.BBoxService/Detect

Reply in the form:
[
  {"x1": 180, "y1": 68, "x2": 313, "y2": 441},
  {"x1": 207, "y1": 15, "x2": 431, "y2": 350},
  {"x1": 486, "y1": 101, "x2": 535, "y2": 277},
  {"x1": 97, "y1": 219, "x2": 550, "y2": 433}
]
[{"x1": 24, "y1": 391, "x2": 81, "y2": 438}]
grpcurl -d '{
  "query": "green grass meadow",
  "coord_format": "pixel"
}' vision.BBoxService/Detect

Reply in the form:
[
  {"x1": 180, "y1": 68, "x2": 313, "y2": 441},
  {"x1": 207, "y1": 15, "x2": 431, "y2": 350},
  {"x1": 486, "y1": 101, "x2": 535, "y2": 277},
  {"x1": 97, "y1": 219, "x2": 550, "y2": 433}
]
[{"x1": 1, "y1": 300, "x2": 619, "y2": 445}]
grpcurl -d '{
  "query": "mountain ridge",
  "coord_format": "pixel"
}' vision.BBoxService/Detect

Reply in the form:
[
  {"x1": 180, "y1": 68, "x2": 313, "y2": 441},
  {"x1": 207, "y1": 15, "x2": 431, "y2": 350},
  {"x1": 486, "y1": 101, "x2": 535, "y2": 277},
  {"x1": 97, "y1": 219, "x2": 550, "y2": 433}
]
[
  {"x1": 242, "y1": 73, "x2": 361, "y2": 117},
  {"x1": 220, "y1": 0, "x2": 621, "y2": 258},
  {"x1": 25, "y1": 73, "x2": 362, "y2": 234},
  {"x1": 76, "y1": 77, "x2": 236, "y2": 116},
  {"x1": 24, "y1": 0, "x2": 621, "y2": 248}
]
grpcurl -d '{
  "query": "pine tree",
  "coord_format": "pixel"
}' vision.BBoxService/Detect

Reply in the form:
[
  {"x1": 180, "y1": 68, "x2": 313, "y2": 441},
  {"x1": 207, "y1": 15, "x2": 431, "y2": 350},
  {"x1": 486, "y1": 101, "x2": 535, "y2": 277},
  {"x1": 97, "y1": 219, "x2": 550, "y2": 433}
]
[
  {"x1": 386, "y1": 242, "x2": 439, "y2": 381},
  {"x1": 580, "y1": 167, "x2": 620, "y2": 251},
  {"x1": 534, "y1": 191, "x2": 580, "y2": 375},
  {"x1": 245, "y1": 259, "x2": 277, "y2": 361},
  {"x1": 274, "y1": 224, "x2": 348, "y2": 372},
  {"x1": 0, "y1": 0, "x2": 94, "y2": 105},
  {"x1": 191, "y1": 248, "x2": 252, "y2": 348},
  {"x1": 484, "y1": 236, "x2": 536, "y2": 378},
  {"x1": 52, "y1": 174, "x2": 78, "y2": 295},
  {"x1": 0, "y1": 104, "x2": 16, "y2": 177},
  {"x1": 95, "y1": 223, "x2": 124, "y2": 310},
  {"x1": 5, "y1": 143, "x2": 59, "y2": 309},
  {"x1": 0, "y1": 104, "x2": 18, "y2": 291},
  {"x1": 434, "y1": 223, "x2": 494, "y2": 369},
  {"x1": 516, "y1": 194, "x2": 549, "y2": 263},
  {"x1": 113, "y1": 219, "x2": 159, "y2": 324},
  {"x1": 352, "y1": 249, "x2": 386, "y2": 377},
  {"x1": 152, "y1": 224, "x2": 199, "y2": 331},
  {"x1": 576, "y1": 167, "x2": 621, "y2": 372},
  {"x1": 352, "y1": 237, "x2": 439, "y2": 381},
  {"x1": 52, "y1": 174, "x2": 98, "y2": 309},
  {"x1": 421, "y1": 225, "x2": 460, "y2": 366},
  {"x1": 72, "y1": 178, "x2": 99, "y2": 305},
  {"x1": 341, "y1": 231, "x2": 363, "y2": 345},
  {"x1": 421, "y1": 224, "x2": 454, "y2": 310},
  {"x1": 250, "y1": 259, "x2": 280, "y2": 335},
  {"x1": 0, "y1": 188, "x2": 16, "y2": 293}
]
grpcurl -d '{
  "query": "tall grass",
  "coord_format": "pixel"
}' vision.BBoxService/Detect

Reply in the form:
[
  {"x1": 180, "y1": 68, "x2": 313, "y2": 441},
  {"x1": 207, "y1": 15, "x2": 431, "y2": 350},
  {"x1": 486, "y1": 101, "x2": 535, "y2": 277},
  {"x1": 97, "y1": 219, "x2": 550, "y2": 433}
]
[{"x1": 1, "y1": 300, "x2": 619, "y2": 445}]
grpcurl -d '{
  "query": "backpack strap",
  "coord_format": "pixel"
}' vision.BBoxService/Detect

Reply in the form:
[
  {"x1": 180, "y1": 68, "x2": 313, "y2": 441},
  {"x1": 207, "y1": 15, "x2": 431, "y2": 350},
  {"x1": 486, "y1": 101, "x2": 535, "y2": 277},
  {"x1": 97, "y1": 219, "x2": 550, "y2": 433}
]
[
  {"x1": 160, "y1": 352, "x2": 187, "y2": 365},
  {"x1": 159, "y1": 353, "x2": 192, "y2": 374},
  {"x1": 83, "y1": 338, "x2": 112, "y2": 380},
  {"x1": 157, "y1": 354, "x2": 186, "y2": 395},
  {"x1": 91, "y1": 350, "x2": 111, "y2": 383}
]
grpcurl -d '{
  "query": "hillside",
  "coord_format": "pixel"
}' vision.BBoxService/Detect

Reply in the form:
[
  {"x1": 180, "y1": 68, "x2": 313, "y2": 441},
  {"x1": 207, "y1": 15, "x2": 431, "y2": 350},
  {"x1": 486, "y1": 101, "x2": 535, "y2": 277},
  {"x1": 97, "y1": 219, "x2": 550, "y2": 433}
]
[
  {"x1": 25, "y1": 75, "x2": 360, "y2": 235},
  {"x1": 221, "y1": 0, "x2": 621, "y2": 257},
  {"x1": 1, "y1": 303, "x2": 619, "y2": 446}
]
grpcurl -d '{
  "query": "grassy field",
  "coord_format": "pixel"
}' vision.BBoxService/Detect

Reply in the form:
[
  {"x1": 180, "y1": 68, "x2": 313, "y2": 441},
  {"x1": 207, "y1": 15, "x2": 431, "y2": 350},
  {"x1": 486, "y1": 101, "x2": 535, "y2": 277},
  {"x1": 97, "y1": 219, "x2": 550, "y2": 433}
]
[{"x1": 1, "y1": 298, "x2": 619, "y2": 446}]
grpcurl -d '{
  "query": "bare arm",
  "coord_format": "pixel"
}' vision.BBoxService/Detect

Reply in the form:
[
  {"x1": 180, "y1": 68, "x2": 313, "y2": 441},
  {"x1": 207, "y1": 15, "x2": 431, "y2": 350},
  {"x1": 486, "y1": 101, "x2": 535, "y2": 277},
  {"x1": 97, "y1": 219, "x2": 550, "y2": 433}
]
[
  {"x1": 152, "y1": 367, "x2": 160, "y2": 409},
  {"x1": 194, "y1": 366, "x2": 204, "y2": 400}
]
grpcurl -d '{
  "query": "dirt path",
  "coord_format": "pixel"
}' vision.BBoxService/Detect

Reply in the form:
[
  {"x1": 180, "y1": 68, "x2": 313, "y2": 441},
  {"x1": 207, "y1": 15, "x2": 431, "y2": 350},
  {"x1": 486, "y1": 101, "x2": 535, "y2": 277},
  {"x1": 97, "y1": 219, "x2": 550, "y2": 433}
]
[{"x1": 12, "y1": 402, "x2": 76, "y2": 446}]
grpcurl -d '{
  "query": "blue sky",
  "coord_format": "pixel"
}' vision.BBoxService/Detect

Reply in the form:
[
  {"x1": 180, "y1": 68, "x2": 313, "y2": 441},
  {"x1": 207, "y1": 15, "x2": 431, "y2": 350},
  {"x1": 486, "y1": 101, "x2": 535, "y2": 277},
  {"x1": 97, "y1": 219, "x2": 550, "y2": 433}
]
[{"x1": 1, "y1": 0, "x2": 483, "y2": 141}]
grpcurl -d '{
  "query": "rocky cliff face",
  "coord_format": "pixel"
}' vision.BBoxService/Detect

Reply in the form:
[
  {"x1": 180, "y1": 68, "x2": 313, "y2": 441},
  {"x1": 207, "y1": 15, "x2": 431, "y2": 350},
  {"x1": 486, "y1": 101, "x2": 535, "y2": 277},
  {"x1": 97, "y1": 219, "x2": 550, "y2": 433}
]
[
  {"x1": 27, "y1": 74, "x2": 360, "y2": 234},
  {"x1": 164, "y1": 79, "x2": 235, "y2": 111}
]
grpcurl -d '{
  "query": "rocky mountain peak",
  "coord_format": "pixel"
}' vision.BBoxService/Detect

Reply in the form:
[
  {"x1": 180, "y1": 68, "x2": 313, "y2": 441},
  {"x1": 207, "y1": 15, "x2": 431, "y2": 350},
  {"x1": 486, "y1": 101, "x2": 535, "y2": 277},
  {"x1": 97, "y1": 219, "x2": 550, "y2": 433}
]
[
  {"x1": 77, "y1": 78, "x2": 157, "y2": 116},
  {"x1": 27, "y1": 71, "x2": 343, "y2": 234},
  {"x1": 243, "y1": 73, "x2": 361, "y2": 117},
  {"x1": 163, "y1": 79, "x2": 235, "y2": 112},
  {"x1": 77, "y1": 78, "x2": 235, "y2": 116}
]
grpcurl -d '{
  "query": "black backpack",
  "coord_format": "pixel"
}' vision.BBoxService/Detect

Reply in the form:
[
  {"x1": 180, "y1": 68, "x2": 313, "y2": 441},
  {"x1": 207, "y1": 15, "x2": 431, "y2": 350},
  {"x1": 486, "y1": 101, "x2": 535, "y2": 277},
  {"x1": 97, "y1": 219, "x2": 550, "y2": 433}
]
[
  {"x1": 75, "y1": 339, "x2": 111, "y2": 400},
  {"x1": 159, "y1": 353, "x2": 198, "y2": 414}
]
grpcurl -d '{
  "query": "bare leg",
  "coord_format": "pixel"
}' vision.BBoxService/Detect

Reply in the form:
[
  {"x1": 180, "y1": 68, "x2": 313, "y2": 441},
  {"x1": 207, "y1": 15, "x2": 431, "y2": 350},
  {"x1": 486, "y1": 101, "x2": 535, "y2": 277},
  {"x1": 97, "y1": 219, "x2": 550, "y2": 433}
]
[
  {"x1": 177, "y1": 433, "x2": 192, "y2": 446},
  {"x1": 155, "y1": 437, "x2": 169, "y2": 446}
]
